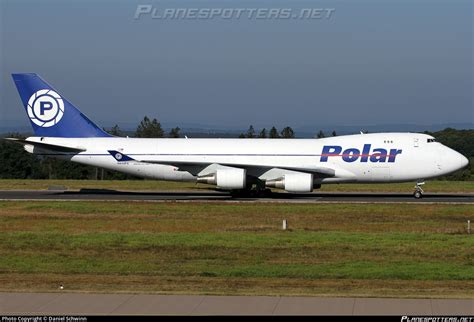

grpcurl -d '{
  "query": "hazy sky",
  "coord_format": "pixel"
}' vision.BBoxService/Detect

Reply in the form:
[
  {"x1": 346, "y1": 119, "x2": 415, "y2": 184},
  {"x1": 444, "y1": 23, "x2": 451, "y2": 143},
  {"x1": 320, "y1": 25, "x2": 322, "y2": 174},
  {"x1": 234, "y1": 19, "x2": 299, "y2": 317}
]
[{"x1": 0, "y1": 0, "x2": 472, "y2": 130}]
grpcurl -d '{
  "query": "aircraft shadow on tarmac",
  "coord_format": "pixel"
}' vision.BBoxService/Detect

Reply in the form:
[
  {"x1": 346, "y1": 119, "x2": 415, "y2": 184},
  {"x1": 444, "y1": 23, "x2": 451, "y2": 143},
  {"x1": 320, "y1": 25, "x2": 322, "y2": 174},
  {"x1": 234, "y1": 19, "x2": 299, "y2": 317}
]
[{"x1": 53, "y1": 189, "x2": 474, "y2": 201}]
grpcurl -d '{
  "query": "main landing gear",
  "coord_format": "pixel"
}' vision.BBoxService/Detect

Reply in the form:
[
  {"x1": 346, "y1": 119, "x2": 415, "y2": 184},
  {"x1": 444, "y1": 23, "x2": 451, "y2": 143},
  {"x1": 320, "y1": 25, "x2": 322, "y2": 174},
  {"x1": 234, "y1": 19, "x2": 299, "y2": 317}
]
[
  {"x1": 231, "y1": 188, "x2": 273, "y2": 198},
  {"x1": 413, "y1": 182, "x2": 425, "y2": 199},
  {"x1": 231, "y1": 187, "x2": 273, "y2": 198}
]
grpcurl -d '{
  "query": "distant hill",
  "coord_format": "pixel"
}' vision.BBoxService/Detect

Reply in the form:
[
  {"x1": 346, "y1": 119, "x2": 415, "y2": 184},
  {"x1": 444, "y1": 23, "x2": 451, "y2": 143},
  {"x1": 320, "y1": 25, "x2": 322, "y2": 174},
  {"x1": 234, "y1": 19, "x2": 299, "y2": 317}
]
[{"x1": 1, "y1": 120, "x2": 472, "y2": 139}]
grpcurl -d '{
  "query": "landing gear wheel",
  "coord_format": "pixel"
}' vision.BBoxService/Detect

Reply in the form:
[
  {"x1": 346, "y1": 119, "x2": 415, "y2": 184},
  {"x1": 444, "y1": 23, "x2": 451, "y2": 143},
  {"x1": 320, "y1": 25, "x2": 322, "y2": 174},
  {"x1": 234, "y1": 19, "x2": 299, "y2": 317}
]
[
  {"x1": 258, "y1": 188, "x2": 273, "y2": 198},
  {"x1": 413, "y1": 182, "x2": 425, "y2": 199},
  {"x1": 230, "y1": 188, "x2": 272, "y2": 198}
]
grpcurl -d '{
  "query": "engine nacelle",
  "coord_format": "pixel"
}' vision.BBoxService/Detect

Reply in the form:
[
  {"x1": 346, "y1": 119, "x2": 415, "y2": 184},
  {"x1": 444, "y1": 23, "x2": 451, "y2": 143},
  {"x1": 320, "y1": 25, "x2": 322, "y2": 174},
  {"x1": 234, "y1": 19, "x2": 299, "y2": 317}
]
[
  {"x1": 197, "y1": 168, "x2": 247, "y2": 189},
  {"x1": 266, "y1": 172, "x2": 314, "y2": 192}
]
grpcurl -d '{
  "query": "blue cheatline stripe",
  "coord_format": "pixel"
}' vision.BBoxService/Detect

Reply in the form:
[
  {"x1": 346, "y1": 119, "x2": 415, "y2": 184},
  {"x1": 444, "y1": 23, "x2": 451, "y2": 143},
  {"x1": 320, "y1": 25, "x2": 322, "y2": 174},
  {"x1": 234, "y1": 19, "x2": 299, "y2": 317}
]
[
  {"x1": 35, "y1": 153, "x2": 325, "y2": 157},
  {"x1": 33, "y1": 153, "x2": 401, "y2": 157}
]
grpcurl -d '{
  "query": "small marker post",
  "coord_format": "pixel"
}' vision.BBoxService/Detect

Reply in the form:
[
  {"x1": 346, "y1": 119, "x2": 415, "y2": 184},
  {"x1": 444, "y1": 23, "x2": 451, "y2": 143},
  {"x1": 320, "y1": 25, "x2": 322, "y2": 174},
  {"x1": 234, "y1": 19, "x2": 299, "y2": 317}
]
[
  {"x1": 283, "y1": 219, "x2": 288, "y2": 230},
  {"x1": 468, "y1": 220, "x2": 471, "y2": 235}
]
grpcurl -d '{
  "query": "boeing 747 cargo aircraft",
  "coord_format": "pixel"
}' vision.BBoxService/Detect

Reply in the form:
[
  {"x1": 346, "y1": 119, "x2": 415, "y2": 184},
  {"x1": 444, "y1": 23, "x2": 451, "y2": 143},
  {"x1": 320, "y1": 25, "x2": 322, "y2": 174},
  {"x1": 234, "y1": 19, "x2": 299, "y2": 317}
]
[{"x1": 7, "y1": 73, "x2": 469, "y2": 198}]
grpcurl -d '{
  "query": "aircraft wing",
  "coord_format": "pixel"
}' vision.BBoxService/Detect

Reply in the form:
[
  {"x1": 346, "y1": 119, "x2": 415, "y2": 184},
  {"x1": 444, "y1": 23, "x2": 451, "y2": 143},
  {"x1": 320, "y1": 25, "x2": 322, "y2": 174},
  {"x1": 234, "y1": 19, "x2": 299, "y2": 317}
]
[
  {"x1": 147, "y1": 160, "x2": 335, "y2": 177},
  {"x1": 4, "y1": 138, "x2": 86, "y2": 153},
  {"x1": 106, "y1": 150, "x2": 336, "y2": 177}
]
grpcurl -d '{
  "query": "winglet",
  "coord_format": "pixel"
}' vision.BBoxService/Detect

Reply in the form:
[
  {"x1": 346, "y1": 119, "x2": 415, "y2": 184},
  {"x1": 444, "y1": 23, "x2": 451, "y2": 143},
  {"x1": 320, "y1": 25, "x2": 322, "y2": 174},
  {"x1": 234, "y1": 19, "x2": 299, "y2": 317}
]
[{"x1": 107, "y1": 150, "x2": 135, "y2": 161}]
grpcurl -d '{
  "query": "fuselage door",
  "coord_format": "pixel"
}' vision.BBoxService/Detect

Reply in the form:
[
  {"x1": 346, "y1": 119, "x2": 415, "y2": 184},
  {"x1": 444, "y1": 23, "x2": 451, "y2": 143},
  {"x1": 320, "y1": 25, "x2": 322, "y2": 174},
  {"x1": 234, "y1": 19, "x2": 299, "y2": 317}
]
[{"x1": 414, "y1": 138, "x2": 419, "y2": 147}]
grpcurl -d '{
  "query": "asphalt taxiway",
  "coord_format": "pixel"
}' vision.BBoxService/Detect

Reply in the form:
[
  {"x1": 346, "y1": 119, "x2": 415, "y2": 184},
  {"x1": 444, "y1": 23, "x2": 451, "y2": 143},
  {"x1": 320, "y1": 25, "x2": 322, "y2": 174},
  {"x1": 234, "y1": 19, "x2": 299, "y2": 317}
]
[
  {"x1": 0, "y1": 189, "x2": 472, "y2": 203},
  {"x1": 1, "y1": 293, "x2": 473, "y2": 315}
]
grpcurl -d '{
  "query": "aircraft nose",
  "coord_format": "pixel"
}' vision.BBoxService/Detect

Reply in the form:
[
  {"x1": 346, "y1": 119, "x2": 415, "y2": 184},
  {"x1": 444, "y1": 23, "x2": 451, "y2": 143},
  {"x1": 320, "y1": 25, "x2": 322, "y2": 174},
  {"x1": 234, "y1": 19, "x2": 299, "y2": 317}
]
[
  {"x1": 459, "y1": 154, "x2": 469, "y2": 169},
  {"x1": 438, "y1": 147, "x2": 469, "y2": 174},
  {"x1": 448, "y1": 149, "x2": 469, "y2": 172}
]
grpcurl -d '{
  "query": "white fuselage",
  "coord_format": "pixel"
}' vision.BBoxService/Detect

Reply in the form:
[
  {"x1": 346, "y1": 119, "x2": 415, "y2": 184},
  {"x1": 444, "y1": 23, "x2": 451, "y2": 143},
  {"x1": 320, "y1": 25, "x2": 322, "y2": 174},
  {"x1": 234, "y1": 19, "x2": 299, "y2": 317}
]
[{"x1": 25, "y1": 132, "x2": 468, "y2": 188}]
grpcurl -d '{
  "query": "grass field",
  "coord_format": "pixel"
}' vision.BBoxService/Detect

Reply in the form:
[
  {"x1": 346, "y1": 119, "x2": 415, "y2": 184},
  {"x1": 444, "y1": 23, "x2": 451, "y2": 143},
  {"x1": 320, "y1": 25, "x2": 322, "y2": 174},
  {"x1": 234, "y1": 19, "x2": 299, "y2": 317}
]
[
  {"x1": 0, "y1": 179, "x2": 472, "y2": 193},
  {"x1": 0, "y1": 201, "x2": 472, "y2": 298}
]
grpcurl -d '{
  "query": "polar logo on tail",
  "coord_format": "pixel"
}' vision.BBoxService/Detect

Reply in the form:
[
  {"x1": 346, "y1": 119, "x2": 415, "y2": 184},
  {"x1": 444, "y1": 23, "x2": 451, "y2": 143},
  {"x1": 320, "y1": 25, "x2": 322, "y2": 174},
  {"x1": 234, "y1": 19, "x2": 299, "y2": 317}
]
[{"x1": 27, "y1": 89, "x2": 64, "y2": 127}]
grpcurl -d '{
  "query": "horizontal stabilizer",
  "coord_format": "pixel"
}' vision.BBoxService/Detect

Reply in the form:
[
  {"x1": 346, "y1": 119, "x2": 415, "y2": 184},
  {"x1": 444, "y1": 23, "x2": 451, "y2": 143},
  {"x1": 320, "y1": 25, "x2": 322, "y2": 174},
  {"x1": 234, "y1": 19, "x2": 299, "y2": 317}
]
[{"x1": 4, "y1": 138, "x2": 86, "y2": 153}]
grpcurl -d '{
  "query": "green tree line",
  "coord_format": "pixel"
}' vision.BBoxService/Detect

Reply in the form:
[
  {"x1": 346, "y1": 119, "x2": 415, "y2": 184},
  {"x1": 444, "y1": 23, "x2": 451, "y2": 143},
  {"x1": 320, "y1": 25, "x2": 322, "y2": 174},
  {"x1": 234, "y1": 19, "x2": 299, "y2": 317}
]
[
  {"x1": 238, "y1": 126, "x2": 337, "y2": 138},
  {"x1": 0, "y1": 117, "x2": 472, "y2": 180}
]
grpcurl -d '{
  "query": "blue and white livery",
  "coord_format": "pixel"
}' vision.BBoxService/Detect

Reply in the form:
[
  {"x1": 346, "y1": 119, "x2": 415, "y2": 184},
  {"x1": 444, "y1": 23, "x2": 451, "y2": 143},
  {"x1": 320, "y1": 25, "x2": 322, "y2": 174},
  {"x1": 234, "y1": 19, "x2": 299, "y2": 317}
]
[{"x1": 8, "y1": 73, "x2": 469, "y2": 198}]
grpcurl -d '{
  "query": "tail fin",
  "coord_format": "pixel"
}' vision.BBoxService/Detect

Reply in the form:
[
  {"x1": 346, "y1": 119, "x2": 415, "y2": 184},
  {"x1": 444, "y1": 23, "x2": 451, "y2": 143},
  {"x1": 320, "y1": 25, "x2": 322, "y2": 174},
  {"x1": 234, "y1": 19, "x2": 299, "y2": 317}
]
[{"x1": 12, "y1": 73, "x2": 110, "y2": 138}]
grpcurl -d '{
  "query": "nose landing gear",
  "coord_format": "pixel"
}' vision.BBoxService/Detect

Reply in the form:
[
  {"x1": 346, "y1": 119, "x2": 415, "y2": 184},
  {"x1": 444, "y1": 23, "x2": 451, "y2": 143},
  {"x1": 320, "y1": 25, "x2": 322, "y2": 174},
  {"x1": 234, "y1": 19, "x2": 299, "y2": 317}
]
[{"x1": 413, "y1": 182, "x2": 425, "y2": 199}]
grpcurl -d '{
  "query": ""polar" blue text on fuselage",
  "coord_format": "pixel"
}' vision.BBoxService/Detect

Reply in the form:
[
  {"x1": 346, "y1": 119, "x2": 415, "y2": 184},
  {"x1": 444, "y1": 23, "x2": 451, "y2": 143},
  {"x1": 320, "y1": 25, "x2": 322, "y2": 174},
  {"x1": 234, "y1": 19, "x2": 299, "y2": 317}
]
[{"x1": 320, "y1": 144, "x2": 402, "y2": 163}]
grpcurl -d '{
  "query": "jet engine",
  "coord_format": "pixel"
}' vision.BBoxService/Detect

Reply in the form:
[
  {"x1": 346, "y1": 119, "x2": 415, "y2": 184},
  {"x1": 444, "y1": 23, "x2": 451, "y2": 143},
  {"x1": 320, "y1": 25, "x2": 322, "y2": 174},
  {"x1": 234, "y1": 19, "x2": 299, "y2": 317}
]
[
  {"x1": 197, "y1": 168, "x2": 247, "y2": 189},
  {"x1": 265, "y1": 172, "x2": 314, "y2": 192}
]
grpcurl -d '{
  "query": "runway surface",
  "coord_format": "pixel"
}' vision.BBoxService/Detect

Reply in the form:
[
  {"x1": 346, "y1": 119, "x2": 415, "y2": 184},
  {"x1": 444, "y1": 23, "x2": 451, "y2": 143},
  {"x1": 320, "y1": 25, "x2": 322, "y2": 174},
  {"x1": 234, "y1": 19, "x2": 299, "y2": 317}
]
[
  {"x1": 1, "y1": 293, "x2": 472, "y2": 315},
  {"x1": 0, "y1": 189, "x2": 472, "y2": 203}
]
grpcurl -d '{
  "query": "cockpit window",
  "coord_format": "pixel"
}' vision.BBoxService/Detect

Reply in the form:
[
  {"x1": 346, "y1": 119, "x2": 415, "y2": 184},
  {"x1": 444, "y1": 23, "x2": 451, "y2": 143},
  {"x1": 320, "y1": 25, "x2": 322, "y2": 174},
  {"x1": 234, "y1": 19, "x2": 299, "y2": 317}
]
[{"x1": 427, "y1": 138, "x2": 436, "y2": 143}]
